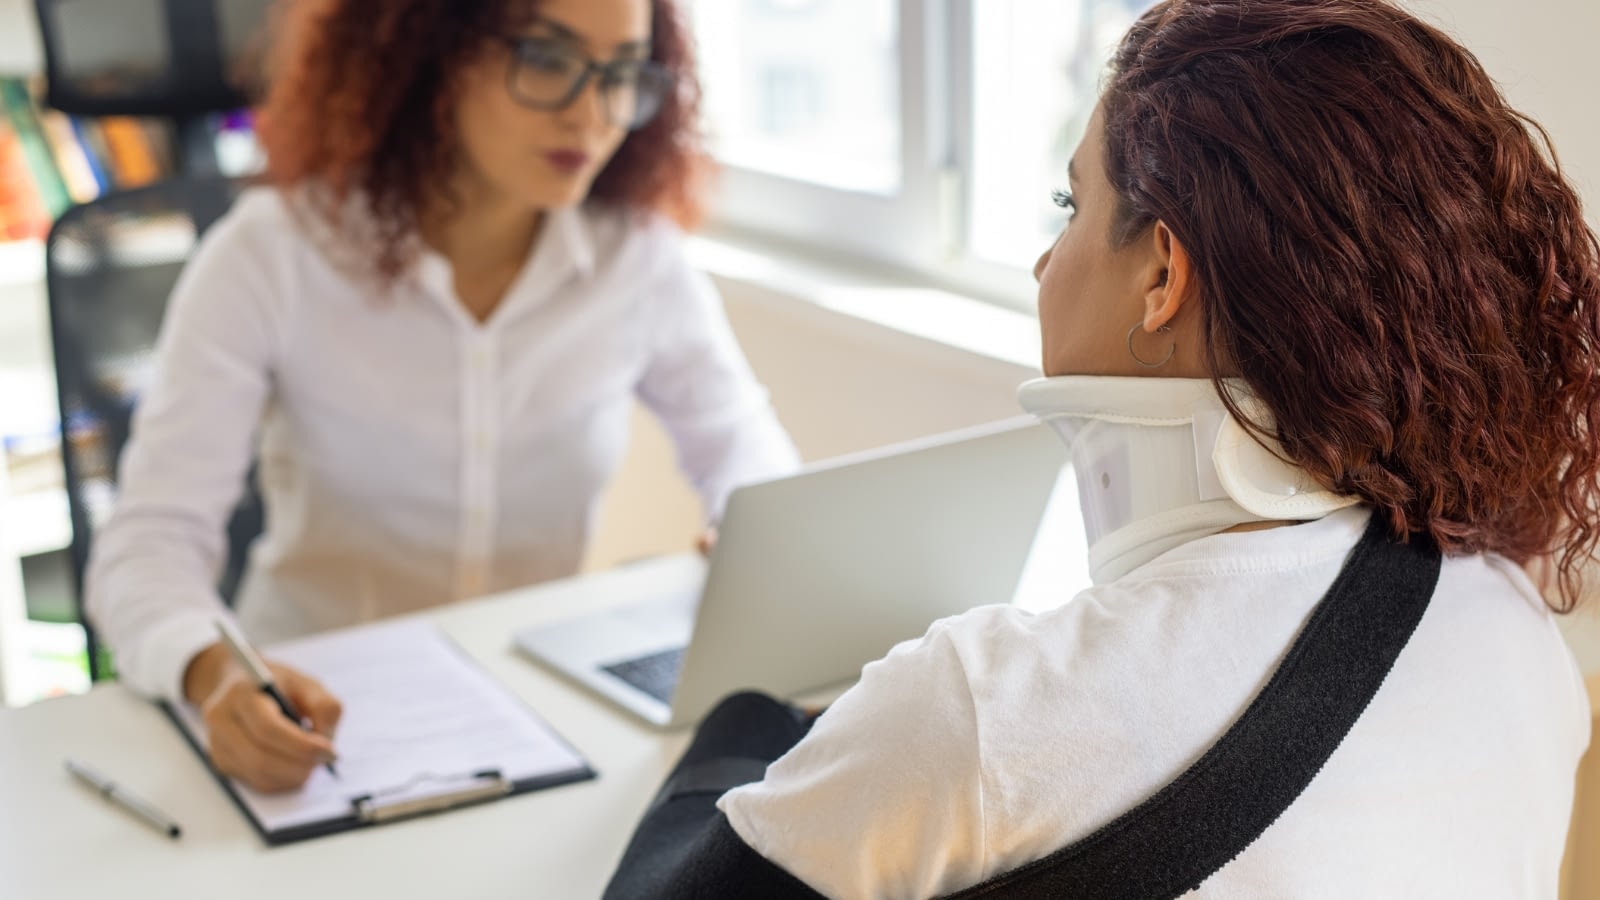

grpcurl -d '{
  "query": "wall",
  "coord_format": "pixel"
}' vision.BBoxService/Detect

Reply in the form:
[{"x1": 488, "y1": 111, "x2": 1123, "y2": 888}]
[
  {"x1": 0, "y1": 459, "x2": 33, "y2": 704},
  {"x1": 1400, "y1": 0, "x2": 1600, "y2": 675},
  {"x1": 582, "y1": 275, "x2": 1039, "y2": 571},
  {"x1": 1408, "y1": 0, "x2": 1600, "y2": 231},
  {"x1": 0, "y1": 0, "x2": 37, "y2": 73}
]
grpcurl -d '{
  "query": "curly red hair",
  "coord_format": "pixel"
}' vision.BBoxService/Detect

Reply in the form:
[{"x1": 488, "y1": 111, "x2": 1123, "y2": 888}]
[
  {"x1": 257, "y1": 0, "x2": 705, "y2": 281},
  {"x1": 1103, "y1": 0, "x2": 1600, "y2": 610}
]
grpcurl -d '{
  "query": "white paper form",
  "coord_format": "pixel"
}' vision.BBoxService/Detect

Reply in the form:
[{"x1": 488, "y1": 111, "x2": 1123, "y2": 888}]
[{"x1": 173, "y1": 619, "x2": 589, "y2": 834}]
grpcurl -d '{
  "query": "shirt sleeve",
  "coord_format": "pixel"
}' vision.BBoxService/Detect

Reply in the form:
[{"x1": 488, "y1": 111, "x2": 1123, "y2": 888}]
[
  {"x1": 84, "y1": 201, "x2": 283, "y2": 703},
  {"x1": 634, "y1": 226, "x2": 800, "y2": 521},
  {"x1": 717, "y1": 620, "x2": 990, "y2": 900}
]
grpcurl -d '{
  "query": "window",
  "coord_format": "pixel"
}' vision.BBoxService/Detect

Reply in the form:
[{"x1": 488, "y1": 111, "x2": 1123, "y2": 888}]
[
  {"x1": 968, "y1": 0, "x2": 1151, "y2": 270},
  {"x1": 694, "y1": 0, "x2": 898, "y2": 193},
  {"x1": 691, "y1": 0, "x2": 1158, "y2": 310}
]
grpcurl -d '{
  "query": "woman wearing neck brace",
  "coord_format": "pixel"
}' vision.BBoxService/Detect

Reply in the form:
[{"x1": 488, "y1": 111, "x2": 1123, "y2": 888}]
[{"x1": 603, "y1": 1, "x2": 1600, "y2": 896}]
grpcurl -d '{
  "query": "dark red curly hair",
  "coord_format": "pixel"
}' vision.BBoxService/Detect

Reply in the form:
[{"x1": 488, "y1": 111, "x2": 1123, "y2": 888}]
[
  {"x1": 257, "y1": 0, "x2": 706, "y2": 282},
  {"x1": 1103, "y1": 0, "x2": 1600, "y2": 610}
]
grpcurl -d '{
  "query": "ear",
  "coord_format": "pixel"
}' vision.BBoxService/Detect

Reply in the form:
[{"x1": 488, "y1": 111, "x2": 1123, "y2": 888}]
[{"x1": 1141, "y1": 222, "x2": 1197, "y2": 332}]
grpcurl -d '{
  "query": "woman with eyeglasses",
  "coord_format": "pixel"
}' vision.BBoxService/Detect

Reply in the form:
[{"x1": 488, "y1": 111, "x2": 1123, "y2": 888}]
[
  {"x1": 603, "y1": 0, "x2": 1598, "y2": 896},
  {"x1": 85, "y1": 0, "x2": 798, "y2": 793}
]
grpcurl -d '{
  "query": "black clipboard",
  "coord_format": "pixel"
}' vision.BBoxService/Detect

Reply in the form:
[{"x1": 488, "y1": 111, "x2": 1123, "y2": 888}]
[{"x1": 161, "y1": 621, "x2": 596, "y2": 846}]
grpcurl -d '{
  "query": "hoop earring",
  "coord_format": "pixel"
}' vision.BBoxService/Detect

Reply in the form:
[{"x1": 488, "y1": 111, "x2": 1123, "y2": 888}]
[{"x1": 1126, "y1": 322, "x2": 1175, "y2": 368}]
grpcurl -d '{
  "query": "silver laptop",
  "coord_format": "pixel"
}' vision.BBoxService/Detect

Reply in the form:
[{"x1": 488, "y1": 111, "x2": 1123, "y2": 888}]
[{"x1": 514, "y1": 417, "x2": 1066, "y2": 727}]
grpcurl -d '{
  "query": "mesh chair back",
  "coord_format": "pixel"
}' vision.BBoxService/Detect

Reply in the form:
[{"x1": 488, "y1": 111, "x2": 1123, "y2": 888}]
[
  {"x1": 45, "y1": 176, "x2": 259, "y2": 680},
  {"x1": 32, "y1": 0, "x2": 275, "y2": 117}
]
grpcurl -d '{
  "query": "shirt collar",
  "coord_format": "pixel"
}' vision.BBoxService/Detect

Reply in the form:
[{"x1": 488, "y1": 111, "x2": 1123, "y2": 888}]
[
  {"x1": 412, "y1": 204, "x2": 597, "y2": 316},
  {"x1": 550, "y1": 204, "x2": 596, "y2": 280}
]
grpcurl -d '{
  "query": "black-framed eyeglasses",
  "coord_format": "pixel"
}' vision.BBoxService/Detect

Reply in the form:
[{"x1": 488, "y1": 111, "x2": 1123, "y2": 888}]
[{"x1": 501, "y1": 36, "x2": 673, "y2": 131}]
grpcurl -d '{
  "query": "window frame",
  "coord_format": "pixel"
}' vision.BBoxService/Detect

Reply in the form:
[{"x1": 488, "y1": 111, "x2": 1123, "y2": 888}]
[{"x1": 701, "y1": 0, "x2": 1046, "y2": 312}]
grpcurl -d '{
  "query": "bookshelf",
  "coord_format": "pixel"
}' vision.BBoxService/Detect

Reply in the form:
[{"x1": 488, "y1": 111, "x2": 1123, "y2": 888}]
[
  {"x1": 0, "y1": 0, "x2": 43, "y2": 244},
  {"x1": 0, "y1": 0, "x2": 269, "y2": 702},
  {"x1": 0, "y1": 0, "x2": 76, "y2": 705}
]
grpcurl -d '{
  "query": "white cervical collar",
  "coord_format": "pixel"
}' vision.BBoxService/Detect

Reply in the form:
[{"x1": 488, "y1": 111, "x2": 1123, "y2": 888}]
[{"x1": 1018, "y1": 376, "x2": 1358, "y2": 584}]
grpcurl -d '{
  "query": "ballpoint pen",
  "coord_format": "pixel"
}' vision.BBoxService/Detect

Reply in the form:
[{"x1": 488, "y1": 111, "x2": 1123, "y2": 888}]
[
  {"x1": 65, "y1": 757, "x2": 183, "y2": 839},
  {"x1": 215, "y1": 618, "x2": 339, "y2": 778}
]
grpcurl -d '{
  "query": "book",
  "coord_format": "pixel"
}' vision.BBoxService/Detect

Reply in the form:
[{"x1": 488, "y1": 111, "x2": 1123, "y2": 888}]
[
  {"x1": 165, "y1": 619, "x2": 595, "y2": 845},
  {"x1": 34, "y1": 107, "x2": 100, "y2": 204},
  {"x1": 0, "y1": 74, "x2": 263, "y2": 222},
  {"x1": 0, "y1": 121, "x2": 50, "y2": 241},
  {"x1": 0, "y1": 78, "x2": 70, "y2": 218},
  {"x1": 70, "y1": 117, "x2": 115, "y2": 193},
  {"x1": 99, "y1": 116, "x2": 162, "y2": 189},
  {"x1": 136, "y1": 118, "x2": 177, "y2": 175},
  {"x1": 5, "y1": 76, "x2": 100, "y2": 204}
]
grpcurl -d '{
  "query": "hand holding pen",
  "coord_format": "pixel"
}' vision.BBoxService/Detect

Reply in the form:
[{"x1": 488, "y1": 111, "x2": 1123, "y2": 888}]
[{"x1": 181, "y1": 619, "x2": 343, "y2": 793}]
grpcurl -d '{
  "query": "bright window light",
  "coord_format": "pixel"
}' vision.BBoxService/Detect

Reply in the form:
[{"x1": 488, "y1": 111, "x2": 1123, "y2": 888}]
[
  {"x1": 693, "y1": 0, "x2": 900, "y2": 194},
  {"x1": 968, "y1": 0, "x2": 1155, "y2": 270}
]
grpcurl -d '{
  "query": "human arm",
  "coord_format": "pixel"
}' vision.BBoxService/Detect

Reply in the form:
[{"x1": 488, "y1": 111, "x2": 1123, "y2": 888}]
[
  {"x1": 81, "y1": 197, "x2": 341, "y2": 789},
  {"x1": 634, "y1": 228, "x2": 800, "y2": 522},
  {"x1": 604, "y1": 622, "x2": 987, "y2": 900},
  {"x1": 82, "y1": 202, "x2": 280, "y2": 702}
]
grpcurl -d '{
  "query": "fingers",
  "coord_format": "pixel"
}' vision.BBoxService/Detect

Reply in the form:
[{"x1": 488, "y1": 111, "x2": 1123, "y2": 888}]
[
  {"x1": 201, "y1": 671, "x2": 339, "y2": 793},
  {"x1": 231, "y1": 689, "x2": 335, "y2": 758},
  {"x1": 696, "y1": 527, "x2": 718, "y2": 557},
  {"x1": 278, "y1": 666, "x2": 343, "y2": 739}
]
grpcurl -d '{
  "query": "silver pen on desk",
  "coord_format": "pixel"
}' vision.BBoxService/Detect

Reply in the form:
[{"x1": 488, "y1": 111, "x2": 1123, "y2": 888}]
[
  {"x1": 64, "y1": 757, "x2": 182, "y2": 839},
  {"x1": 215, "y1": 618, "x2": 340, "y2": 777}
]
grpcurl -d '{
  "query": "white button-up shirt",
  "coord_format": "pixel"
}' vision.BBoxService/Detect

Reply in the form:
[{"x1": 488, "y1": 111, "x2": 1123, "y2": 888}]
[{"x1": 86, "y1": 188, "x2": 800, "y2": 702}]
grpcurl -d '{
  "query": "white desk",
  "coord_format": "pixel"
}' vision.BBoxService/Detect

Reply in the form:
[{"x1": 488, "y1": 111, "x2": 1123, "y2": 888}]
[
  {"x1": 0, "y1": 462, "x2": 1085, "y2": 898},
  {"x1": 0, "y1": 554, "x2": 716, "y2": 900}
]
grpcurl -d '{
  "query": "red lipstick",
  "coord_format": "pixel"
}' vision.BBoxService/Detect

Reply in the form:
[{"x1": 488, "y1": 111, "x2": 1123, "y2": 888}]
[{"x1": 543, "y1": 149, "x2": 590, "y2": 174}]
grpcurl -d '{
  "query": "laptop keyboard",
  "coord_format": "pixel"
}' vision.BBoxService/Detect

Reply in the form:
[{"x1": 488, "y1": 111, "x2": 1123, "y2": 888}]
[{"x1": 602, "y1": 647, "x2": 685, "y2": 705}]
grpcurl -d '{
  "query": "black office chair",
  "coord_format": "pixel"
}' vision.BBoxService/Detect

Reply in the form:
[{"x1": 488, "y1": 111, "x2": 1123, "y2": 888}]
[{"x1": 45, "y1": 176, "x2": 262, "y2": 682}]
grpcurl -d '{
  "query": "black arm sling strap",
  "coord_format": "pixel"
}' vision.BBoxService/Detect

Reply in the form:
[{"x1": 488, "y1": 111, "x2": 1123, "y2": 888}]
[{"x1": 603, "y1": 513, "x2": 1441, "y2": 899}]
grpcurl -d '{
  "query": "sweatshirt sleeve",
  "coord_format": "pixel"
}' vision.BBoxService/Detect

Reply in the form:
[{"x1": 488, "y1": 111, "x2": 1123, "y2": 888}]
[
  {"x1": 84, "y1": 198, "x2": 284, "y2": 703},
  {"x1": 634, "y1": 223, "x2": 799, "y2": 522}
]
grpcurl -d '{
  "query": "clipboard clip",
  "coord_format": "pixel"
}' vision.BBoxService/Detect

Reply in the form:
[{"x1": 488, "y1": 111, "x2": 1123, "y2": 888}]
[{"x1": 351, "y1": 769, "x2": 511, "y2": 824}]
